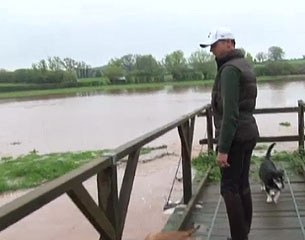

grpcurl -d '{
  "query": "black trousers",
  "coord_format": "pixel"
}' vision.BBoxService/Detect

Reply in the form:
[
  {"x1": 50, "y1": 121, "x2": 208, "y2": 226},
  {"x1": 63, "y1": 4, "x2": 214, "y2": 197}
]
[{"x1": 219, "y1": 139, "x2": 256, "y2": 240}]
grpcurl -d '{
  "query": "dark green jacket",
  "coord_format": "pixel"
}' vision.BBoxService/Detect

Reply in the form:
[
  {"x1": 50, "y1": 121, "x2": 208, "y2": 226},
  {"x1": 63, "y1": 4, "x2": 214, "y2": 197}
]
[{"x1": 212, "y1": 49, "x2": 259, "y2": 153}]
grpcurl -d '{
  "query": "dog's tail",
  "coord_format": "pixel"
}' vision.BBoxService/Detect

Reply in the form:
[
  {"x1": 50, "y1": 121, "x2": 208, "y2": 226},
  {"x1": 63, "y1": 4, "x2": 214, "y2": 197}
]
[{"x1": 266, "y1": 142, "x2": 276, "y2": 160}]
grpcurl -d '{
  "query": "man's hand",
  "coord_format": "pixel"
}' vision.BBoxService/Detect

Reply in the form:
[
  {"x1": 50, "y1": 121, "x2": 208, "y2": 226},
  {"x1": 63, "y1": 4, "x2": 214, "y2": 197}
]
[{"x1": 216, "y1": 152, "x2": 230, "y2": 168}]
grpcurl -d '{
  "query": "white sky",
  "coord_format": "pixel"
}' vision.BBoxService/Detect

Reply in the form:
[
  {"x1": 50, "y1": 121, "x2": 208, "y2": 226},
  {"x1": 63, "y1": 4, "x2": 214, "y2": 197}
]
[{"x1": 1, "y1": 0, "x2": 305, "y2": 70}]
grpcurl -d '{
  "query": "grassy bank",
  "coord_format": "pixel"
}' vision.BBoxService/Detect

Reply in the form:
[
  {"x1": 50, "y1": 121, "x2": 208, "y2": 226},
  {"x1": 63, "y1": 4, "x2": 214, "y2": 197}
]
[
  {"x1": 0, "y1": 146, "x2": 163, "y2": 193},
  {"x1": 0, "y1": 74, "x2": 304, "y2": 100},
  {"x1": 192, "y1": 150, "x2": 304, "y2": 182},
  {"x1": 0, "y1": 151, "x2": 103, "y2": 193}
]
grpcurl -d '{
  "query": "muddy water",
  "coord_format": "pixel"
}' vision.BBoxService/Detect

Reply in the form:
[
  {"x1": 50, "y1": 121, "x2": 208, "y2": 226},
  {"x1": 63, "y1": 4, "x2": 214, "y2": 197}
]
[
  {"x1": 0, "y1": 81, "x2": 305, "y2": 157},
  {"x1": 0, "y1": 80, "x2": 304, "y2": 239}
]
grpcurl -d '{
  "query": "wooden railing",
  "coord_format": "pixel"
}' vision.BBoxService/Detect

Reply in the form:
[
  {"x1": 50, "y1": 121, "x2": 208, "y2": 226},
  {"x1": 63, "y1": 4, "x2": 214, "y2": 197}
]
[
  {"x1": 0, "y1": 104, "x2": 210, "y2": 240},
  {"x1": 199, "y1": 99, "x2": 305, "y2": 153}
]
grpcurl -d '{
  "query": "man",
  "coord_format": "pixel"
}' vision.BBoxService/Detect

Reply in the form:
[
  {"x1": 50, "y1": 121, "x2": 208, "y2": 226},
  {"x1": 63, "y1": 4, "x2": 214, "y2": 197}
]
[{"x1": 200, "y1": 28, "x2": 259, "y2": 240}]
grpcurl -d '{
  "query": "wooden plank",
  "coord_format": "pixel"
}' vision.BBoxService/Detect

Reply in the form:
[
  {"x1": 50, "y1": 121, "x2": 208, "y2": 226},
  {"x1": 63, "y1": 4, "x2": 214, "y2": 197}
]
[
  {"x1": 178, "y1": 122, "x2": 192, "y2": 204},
  {"x1": 178, "y1": 123, "x2": 191, "y2": 158},
  {"x1": 298, "y1": 100, "x2": 305, "y2": 152},
  {"x1": 199, "y1": 107, "x2": 298, "y2": 117},
  {"x1": 199, "y1": 135, "x2": 299, "y2": 145},
  {"x1": 118, "y1": 149, "x2": 141, "y2": 238},
  {"x1": 0, "y1": 156, "x2": 112, "y2": 232},
  {"x1": 188, "y1": 180, "x2": 305, "y2": 240},
  {"x1": 189, "y1": 117, "x2": 195, "y2": 151},
  {"x1": 206, "y1": 106, "x2": 214, "y2": 152},
  {"x1": 97, "y1": 166, "x2": 119, "y2": 240},
  {"x1": 177, "y1": 167, "x2": 211, "y2": 230},
  {"x1": 67, "y1": 184, "x2": 116, "y2": 240},
  {"x1": 209, "y1": 229, "x2": 304, "y2": 240},
  {"x1": 254, "y1": 107, "x2": 298, "y2": 114},
  {"x1": 163, "y1": 168, "x2": 211, "y2": 231}
]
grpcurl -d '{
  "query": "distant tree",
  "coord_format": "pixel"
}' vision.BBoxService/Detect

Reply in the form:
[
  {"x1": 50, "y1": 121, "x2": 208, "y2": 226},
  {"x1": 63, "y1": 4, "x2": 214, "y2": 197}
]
[
  {"x1": 120, "y1": 54, "x2": 136, "y2": 72},
  {"x1": 188, "y1": 50, "x2": 216, "y2": 79},
  {"x1": 268, "y1": 46, "x2": 285, "y2": 61},
  {"x1": 47, "y1": 56, "x2": 64, "y2": 71},
  {"x1": 75, "y1": 61, "x2": 91, "y2": 78},
  {"x1": 133, "y1": 54, "x2": 162, "y2": 82},
  {"x1": 103, "y1": 62, "x2": 125, "y2": 82},
  {"x1": 62, "y1": 58, "x2": 78, "y2": 72},
  {"x1": 95, "y1": 69, "x2": 102, "y2": 78},
  {"x1": 256, "y1": 52, "x2": 268, "y2": 63},
  {"x1": 32, "y1": 59, "x2": 48, "y2": 71},
  {"x1": 245, "y1": 52, "x2": 254, "y2": 65},
  {"x1": 163, "y1": 50, "x2": 187, "y2": 81}
]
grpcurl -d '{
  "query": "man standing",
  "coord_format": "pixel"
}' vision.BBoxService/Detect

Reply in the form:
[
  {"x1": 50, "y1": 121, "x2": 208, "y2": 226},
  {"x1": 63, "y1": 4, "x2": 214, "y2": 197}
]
[{"x1": 200, "y1": 28, "x2": 259, "y2": 240}]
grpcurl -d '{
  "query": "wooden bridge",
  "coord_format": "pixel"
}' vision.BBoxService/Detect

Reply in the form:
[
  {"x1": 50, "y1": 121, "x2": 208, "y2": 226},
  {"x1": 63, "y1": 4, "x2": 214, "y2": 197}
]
[
  {"x1": 164, "y1": 158, "x2": 305, "y2": 239},
  {"x1": 0, "y1": 100, "x2": 304, "y2": 240}
]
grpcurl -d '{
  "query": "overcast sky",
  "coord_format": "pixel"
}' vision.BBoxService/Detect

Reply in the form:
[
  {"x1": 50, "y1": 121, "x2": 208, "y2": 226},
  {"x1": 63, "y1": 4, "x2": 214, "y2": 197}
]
[{"x1": 1, "y1": 0, "x2": 305, "y2": 70}]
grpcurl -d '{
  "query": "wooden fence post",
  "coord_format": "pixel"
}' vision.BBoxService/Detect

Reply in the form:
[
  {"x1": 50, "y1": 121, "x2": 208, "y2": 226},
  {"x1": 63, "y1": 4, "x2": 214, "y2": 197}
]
[
  {"x1": 206, "y1": 105, "x2": 214, "y2": 153},
  {"x1": 298, "y1": 100, "x2": 304, "y2": 154},
  {"x1": 97, "y1": 164, "x2": 119, "y2": 240},
  {"x1": 178, "y1": 119, "x2": 195, "y2": 204}
]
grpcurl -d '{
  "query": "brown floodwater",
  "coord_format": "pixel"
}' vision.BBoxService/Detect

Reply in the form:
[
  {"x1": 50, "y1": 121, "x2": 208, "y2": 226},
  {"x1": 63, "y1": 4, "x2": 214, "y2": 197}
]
[{"x1": 0, "y1": 81, "x2": 304, "y2": 157}]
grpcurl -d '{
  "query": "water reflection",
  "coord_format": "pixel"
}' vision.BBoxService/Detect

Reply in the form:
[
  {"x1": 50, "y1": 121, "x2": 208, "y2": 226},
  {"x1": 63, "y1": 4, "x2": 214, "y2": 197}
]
[{"x1": 257, "y1": 80, "x2": 305, "y2": 107}]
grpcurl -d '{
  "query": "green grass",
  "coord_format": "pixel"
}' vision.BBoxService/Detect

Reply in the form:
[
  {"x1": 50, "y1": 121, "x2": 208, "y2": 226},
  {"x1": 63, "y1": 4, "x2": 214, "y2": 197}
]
[
  {"x1": 0, "y1": 146, "x2": 166, "y2": 193},
  {"x1": 192, "y1": 153, "x2": 220, "y2": 181},
  {"x1": 0, "y1": 83, "x2": 31, "y2": 87},
  {"x1": 1, "y1": 74, "x2": 304, "y2": 100},
  {"x1": 192, "y1": 150, "x2": 305, "y2": 182},
  {"x1": 0, "y1": 151, "x2": 103, "y2": 193}
]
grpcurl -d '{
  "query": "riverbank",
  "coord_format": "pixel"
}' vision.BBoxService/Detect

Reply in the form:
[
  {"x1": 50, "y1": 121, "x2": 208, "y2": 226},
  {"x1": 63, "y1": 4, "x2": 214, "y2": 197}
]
[
  {"x1": 0, "y1": 74, "x2": 305, "y2": 100},
  {"x1": 0, "y1": 146, "x2": 167, "y2": 193}
]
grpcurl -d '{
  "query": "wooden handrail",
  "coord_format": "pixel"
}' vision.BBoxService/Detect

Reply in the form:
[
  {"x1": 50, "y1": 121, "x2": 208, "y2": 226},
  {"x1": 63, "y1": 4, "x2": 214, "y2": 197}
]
[
  {"x1": 0, "y1": 156, "x2": 113, "y2": 232},
  {"x1": 199, "y1": 99, "x2": 305, "y2": 153}
]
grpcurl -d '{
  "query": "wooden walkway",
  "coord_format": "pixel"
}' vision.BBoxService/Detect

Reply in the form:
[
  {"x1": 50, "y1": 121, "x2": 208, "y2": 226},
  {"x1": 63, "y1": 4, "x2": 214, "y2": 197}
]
[{"x1": 164, "y1": 167, "x2": 305, "y2": 240}]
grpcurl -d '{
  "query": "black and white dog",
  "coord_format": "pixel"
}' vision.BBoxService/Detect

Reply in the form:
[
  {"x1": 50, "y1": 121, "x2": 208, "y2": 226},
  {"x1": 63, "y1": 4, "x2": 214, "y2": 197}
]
[{"x1": 259, "y1": 143, "x2": 285, "y2": 204}]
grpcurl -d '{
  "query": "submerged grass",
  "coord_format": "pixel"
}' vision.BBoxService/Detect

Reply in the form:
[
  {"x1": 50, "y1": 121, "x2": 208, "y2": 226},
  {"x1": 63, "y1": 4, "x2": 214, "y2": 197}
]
[
  {"x1": 0, "y1": 151, "x2": 103, "y2": 193},
  {"x1": 0, "y1": 146, "x2": 164, "y2": 194},
  {"x1": 279, "y1": 121, "x2": 291, "y2": 127}
]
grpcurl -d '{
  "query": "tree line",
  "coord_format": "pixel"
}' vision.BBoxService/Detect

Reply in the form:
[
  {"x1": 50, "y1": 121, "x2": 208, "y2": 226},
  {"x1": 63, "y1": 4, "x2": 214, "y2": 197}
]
[{"x1": 0, "y1": 46, "x2": 304, "y2": 85}]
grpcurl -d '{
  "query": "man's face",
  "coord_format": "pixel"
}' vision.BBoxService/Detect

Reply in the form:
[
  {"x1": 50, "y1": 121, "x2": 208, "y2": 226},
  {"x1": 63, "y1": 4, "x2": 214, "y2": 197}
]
[{"x1": 210, "y1": 40, "x2": 233, "y2": 58}]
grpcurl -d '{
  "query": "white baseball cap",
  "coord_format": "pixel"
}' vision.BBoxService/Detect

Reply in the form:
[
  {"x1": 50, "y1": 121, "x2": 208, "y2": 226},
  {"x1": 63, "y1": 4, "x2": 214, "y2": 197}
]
[{"x1": 199, "y1": 27, "x2": 235, "y2": 48}]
